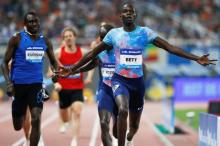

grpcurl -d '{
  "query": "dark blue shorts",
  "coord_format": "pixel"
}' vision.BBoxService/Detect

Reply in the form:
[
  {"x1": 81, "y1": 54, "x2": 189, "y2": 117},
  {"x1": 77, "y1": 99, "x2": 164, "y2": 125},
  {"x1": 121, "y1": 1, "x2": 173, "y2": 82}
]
[
  {"x1": 12, "y1": 83, "x2": 43, "y2": 118},
  {"x1": 97, "y1": 82, "x2": 118, "y2": 116},
  {"x1": 111, "y1": 73, "x2": 145, "y2": 112}
]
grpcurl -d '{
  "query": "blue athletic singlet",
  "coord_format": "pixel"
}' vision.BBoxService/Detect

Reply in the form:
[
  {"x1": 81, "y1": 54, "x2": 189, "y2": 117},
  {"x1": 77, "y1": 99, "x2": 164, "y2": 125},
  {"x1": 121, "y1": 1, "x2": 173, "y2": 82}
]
[
  {"x1": 11, "y1": 30, "x2": 47, "y2": 84},
  {"x1": 103, "y1": 26, "x2": 157, "y2": 78},
  {"x1": 98, "y1": 49, "x2": 115, "y2": 87},
  {"x1": 96, "y1": 48, "x2": 117, "y2": 115}
]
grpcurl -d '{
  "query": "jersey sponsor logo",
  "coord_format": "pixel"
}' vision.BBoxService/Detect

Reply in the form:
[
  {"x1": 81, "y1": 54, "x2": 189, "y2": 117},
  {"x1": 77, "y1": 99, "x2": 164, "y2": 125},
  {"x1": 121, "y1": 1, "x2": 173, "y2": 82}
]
[
  {"x1": 26, "y1": 50, "x2": 44, "y2": 63},
  {"x1": 120, "y1": 49, "x2": 142, "y2": 55},
  {"x1": 67, "y1": 73, "x2": 81, "y2": 79},
  {"x1": 112, "y1": 84, "x2": 120, "y2": 93},
  {"x1": 27, "y1": 47, "x2": 44, "y2": 50},
  {"x1": 137, "y1": 107, "x2": 143, "y2": 111}
]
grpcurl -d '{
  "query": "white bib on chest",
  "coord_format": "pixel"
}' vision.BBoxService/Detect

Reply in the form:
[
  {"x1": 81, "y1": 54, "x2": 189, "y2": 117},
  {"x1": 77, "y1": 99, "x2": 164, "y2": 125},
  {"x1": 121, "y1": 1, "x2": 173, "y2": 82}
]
[
  {"x1": 101, "y1": 67, "x2": 115, "y2": 78},
  {"x1": 26, "y1": 50, "x2": 44, "y2": 63},
  {"x1": 119, "y1": 49, "x2": 142, "y2": 67}
]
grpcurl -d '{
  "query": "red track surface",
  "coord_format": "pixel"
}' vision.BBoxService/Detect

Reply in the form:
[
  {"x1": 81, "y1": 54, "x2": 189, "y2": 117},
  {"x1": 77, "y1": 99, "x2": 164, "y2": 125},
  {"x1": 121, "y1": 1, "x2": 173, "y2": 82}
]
[{"x1": 0, "y1": 101, "x2": 167, "y2": 146}]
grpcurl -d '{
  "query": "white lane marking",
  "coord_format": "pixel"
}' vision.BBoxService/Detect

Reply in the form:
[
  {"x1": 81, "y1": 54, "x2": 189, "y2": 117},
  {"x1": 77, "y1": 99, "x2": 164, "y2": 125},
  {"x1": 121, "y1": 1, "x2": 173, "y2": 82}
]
[
  {"x1": 112, "y1": 136, "x2": 118, "y2": 146},
  {"x1": 11, "y1": 113, "x2": 58, "y2": 146},
  {"x1": 89, "y1": 114, "x2": 100, "y2": 146},
  {"x1": 142, "y1": 113, "x2": 174, "y2": 146}
]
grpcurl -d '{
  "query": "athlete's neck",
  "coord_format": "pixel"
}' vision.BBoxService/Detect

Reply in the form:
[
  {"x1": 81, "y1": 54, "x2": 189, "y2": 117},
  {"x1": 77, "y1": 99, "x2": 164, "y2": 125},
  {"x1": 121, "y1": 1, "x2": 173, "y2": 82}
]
[
  {"x1": 123, "y1": 23, "x2": 136, "y2": 32},
  {"x1": 25, "y1": 29, "x2": 39, "y2": 39},
  {"x1": 66, "y1": 44, "x2": 77, "y2": 53}
]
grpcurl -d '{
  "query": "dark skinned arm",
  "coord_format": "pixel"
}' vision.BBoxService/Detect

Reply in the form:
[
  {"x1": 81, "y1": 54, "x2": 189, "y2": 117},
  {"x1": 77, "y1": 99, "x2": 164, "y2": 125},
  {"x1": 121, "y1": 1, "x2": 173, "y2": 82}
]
[
  {"x1": 1, "y1": 34, "x2": 19, "y2": 96},
  {"x1": 45, "y1": 38, "x2": 60, "y2": 83},
  {"x1": 153, "y1": 37, "x2": 217, "y2": 66},
  {"x1": 65, "y1": 42, "x2": 111, "y2": 75},
  {"x1": 45, "y1": 37, "x2": 59, "y2": 71},
  {"x1": 75, "y1": 58, "x2": 99, "y2": 74}
]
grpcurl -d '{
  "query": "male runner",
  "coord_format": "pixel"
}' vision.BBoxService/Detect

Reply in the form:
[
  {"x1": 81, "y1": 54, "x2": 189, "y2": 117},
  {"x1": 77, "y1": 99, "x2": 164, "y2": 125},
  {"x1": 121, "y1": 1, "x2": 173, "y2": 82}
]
[
  {"x1": 1, "y1": 11, "x2": 58, "y2": 146},
  {"x1": 60, "y1": 3, "x2": 217, "y2": 146},
  {"x1": 53, "y1": 27, "x2": 91, "y2": 146},
  {"x1": 74, "y1": 23, "x2": 118, "y2": 146}
]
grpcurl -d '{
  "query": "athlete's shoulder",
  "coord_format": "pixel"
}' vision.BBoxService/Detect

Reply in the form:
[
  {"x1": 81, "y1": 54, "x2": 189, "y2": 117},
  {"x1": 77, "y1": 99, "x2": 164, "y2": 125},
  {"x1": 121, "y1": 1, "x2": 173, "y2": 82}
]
[
  {"x1": 113, "y1": 27, "x2": 123, "y2": 32},
  {"x1": 12, "y1": 31, "x2": 20, "y2": 37},
  {"x1": 38, "y1": 33, "x2": 48, "y2": 44},
  {"x1": 139, "y1": 26, "x2": 153, "y2": 31},
  {"x1": 43, "y1": 36, "x2": 52, "y2": 47},
  {"x1": 10, "y1": 31, "x2": 22, "y2": 45},
  {"x1": 108, "y1": 27, "x2": 122, "y2": 33},
  {"x1": 142, "y1": 26, "x2": 157, "y2": 35},
  {"x1": 105, "y1": 27, "x2": 122, "y2": 37},
  {"x1": 114, "y1": 27, "x2": 122, "y2": 30},
  {"x1": 141, "y1": 26, "x2": 158, "y2": 41},
  {"x1": 42, "y1": 34, "x2": 48, "y2": 41}
]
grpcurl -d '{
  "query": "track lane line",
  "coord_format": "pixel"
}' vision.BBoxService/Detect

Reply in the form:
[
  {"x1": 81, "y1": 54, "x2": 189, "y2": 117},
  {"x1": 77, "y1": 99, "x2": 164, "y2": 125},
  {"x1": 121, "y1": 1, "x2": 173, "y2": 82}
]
[
  {"x1": 142, "y1": 111, "x2": 174, "y2": 146},
  {"x1": 11, "y1": 112, "x2": 58, "y2": 146},
  {"x1": 89, "y1": 113, "x2": 100, "y2": 146}
]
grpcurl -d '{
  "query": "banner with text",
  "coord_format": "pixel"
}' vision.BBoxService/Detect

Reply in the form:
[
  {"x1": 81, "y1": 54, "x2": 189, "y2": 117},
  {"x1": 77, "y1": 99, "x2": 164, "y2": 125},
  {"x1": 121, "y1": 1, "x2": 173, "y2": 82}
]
[{"x1": 174, "y1": 77, "x2": 220, "y2": 102}]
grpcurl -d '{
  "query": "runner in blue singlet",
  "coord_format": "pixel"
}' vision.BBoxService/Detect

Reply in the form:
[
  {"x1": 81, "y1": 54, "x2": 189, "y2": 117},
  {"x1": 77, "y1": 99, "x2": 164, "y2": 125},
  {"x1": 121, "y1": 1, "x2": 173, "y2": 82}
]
[
  {"x1": 1, "y1": 11, "x2": 58, "y2": 146},
  {"x1": 72, "y1": 24, "x2": 118, "y2": 146}
]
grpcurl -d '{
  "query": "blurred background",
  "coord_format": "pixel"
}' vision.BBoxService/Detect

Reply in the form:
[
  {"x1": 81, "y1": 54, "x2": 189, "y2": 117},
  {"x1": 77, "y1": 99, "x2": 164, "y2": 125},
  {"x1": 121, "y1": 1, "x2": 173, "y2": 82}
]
[{"x1": 0, "y1": 0, "x2": 220, "y2": 133}]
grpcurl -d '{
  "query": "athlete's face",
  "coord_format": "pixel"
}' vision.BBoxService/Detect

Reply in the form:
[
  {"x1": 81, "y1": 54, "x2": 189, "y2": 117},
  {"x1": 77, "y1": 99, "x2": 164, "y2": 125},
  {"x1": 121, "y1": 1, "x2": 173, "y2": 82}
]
[
  {"x1": 25, "y1": 14, "x2": 40, "y2": 34},
  {"x1": 120, "y1": 4, "x2": 136, "y2": 25},
  {"x1": 63, "y1": 30, "x2": 76, "y2": 46}
]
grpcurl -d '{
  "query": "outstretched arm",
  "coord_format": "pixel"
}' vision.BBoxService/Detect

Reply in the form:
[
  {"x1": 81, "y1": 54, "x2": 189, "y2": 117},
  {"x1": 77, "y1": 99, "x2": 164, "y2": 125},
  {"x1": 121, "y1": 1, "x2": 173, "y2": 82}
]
[
  {"x1": 75, "y1": 58, "x2": 99, "y2": 74},
  {"x1": 77, "y1": 58, "x2": 99, "y2": 85},
  {"x1": 153, "y1": 37, "x2": 217, "y2": 66},
  {"x1": 61, "y1": 42, "x2": 110, "y2": 76}
]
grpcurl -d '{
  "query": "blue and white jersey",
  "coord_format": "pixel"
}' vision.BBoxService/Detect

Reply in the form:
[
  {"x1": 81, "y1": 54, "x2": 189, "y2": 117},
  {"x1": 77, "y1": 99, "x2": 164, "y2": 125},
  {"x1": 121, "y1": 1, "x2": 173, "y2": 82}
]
[
  {"x1": 103, "y1": 26, "x2": 158, "y2": 78},
  {"x1": 98, "y1": 49, "x2": 115, "y2": 87},
  {"x1": 11, "y1": 30, "x2": 47, "y2": 84}
]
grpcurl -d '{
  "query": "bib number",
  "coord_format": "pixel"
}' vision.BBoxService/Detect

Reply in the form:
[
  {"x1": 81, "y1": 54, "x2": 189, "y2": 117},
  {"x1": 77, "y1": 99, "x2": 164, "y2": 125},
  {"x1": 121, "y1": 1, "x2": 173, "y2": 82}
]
[
  {"x1": 120, "y1": 49, "x2": 142, "y2": 67},
  {"x1": 101, "y1": 64, "x2": 115, "y2": 78},
  {"x1": 26, "y1": 50, "x2": 44, "y2": 63}
]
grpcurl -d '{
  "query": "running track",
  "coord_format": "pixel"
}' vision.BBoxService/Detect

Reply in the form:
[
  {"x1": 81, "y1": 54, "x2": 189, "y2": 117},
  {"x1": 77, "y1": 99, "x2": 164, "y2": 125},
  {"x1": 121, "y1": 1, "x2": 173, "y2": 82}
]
[{"x1": 0, "y1": 101, "x2": 168, "y2": 146}]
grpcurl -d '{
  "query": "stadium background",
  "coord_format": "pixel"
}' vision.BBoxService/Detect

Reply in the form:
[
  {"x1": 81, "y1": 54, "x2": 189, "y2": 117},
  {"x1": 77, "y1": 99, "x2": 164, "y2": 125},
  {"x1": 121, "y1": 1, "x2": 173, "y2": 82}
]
[
  {"x1": 0, "y1": 0, "x2": 220, "y2": 146},
  {"x1": 0, "y1": 0, "x2": 219, "y2": 101}
]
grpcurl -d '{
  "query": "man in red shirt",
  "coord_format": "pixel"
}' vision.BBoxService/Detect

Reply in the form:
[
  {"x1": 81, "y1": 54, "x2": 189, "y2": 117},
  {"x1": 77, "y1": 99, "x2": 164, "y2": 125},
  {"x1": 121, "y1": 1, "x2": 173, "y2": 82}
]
[{"x1": 53, "y1": 27, "x2": 92, "y2": 146}]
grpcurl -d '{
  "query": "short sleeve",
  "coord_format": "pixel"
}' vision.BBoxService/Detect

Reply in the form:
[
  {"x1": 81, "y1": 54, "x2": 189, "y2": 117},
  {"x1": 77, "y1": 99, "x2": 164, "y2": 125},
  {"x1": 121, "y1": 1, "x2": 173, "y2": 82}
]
[
  {"x1": 144, "y1": 27, "x2": 158, "y2": 43},
  {"x1": 103, "y1": 29, "x2": 114, "y2": 46}
]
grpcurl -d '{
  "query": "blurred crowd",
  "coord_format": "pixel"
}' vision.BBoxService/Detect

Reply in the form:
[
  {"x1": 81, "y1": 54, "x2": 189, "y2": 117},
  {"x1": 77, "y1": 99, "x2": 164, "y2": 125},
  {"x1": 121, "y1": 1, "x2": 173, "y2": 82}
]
[
  {"x1": 142, "y1": 0, "x2": 220, "y2": 45},
  {"x1": 0, "y1": 0, "x2": 220, "y2": 45}
]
